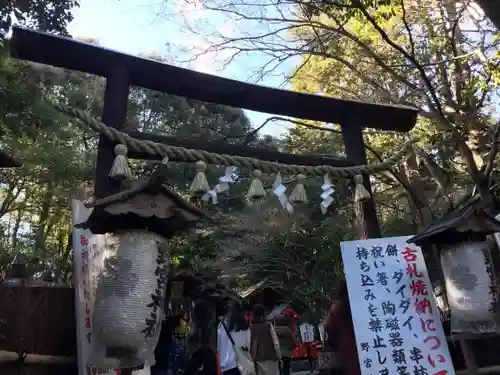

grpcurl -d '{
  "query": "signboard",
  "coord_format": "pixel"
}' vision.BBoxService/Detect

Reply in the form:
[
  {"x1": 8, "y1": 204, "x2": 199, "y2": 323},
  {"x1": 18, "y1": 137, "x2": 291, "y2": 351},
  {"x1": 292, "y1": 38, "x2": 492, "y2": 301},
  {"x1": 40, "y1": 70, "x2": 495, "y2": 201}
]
[
  {"x1": 340, "y1": 236, "x2": 455, "y2": 375},
  {"x1": 299, "y1": 323, "x2": 315, "y2": 343},
  {"x1": 72, "y1": 199, "x2": 120, "y2": 375},
  {"x1": 317, "y1": 322, "x2": 326, "y2": 343}
]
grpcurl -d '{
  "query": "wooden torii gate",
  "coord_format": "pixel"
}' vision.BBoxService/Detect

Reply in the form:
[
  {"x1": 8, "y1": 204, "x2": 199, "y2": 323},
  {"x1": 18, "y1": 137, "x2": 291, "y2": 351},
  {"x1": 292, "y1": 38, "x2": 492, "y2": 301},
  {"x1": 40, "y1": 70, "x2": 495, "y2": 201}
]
[
  {"x1": 9, "y1": 25, "x2": 418, "y2": 374},
  {"x1": 9, "y1": 26, "x2": 418, "y2": 239}
]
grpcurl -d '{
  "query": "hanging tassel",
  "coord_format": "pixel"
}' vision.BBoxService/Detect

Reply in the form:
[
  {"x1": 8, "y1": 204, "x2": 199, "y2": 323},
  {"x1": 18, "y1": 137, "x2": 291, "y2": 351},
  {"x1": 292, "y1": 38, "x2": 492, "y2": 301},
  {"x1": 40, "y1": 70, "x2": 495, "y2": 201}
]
[
  {"x1": 354, "y1": 174, "x2": 371, "y2": 202},
  {"x1": 190, "y1": 160, "x2": 210, "y2": 194},
  {"x1": 247, "y1": 169, "x2": 266, "y2": 199},
  {"x1": 289, "y1": 174, "x2": 307, "y2": 203},
  {"x1": 109, "y1": 144, "x2": 132, "y2": 180}
]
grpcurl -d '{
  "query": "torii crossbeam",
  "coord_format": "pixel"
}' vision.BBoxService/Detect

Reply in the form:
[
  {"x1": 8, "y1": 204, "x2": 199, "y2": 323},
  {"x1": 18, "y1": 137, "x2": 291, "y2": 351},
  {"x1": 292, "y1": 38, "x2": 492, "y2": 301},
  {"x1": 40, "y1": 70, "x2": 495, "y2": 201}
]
[{"x1": 9, "y1": 26, "x2": 419, "y2": 239}]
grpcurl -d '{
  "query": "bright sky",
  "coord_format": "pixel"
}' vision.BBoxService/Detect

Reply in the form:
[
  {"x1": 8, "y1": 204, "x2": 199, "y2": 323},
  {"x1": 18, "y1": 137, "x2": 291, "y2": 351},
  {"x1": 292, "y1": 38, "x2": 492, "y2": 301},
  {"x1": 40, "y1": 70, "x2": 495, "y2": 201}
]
[{"x1": 67, "y1": 0, "x2": 295, "y2": 137}]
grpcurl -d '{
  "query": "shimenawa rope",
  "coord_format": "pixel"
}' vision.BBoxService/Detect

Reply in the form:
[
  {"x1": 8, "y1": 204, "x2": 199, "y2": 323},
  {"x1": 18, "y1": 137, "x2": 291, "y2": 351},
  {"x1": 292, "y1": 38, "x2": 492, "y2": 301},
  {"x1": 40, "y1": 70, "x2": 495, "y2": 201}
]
[{"x1": 43, "y1": 95, "x2": 412, "y2": 178}]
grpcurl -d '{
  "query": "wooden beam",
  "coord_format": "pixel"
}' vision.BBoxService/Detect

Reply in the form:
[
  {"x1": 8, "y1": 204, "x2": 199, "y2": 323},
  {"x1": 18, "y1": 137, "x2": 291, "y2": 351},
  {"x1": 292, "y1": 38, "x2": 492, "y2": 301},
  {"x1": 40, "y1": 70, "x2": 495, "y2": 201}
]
[
  {"x1": 460, "y1": 340, "x2": 479, "y2": 375},
  {"x1": 126, "y1": 131, "x2": 356, "y2": 167},
  {"x1": 342, "y1": 120, "x2": 381, "y2": 238},
  {"x1": 94, "y1": 67, "x2": 130, "y2": 199},
  {"x1": 9, "y1": 26, "x2": 419, "y2": 132}
]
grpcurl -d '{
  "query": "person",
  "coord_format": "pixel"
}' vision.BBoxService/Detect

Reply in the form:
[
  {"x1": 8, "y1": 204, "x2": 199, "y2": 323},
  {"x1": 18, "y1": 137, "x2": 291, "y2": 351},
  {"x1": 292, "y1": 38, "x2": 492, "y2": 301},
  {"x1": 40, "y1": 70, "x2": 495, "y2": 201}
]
[
  {"x1": 324, "y1": 282, "x2": 360, "y2": 375},
  {"x1": 184, "y1": 301, "x2": 220, "y2": 375},
  {"x1": 249, "y1": 304, "x2": 280, "y2": 375},
  {"x1": 218, "y1": 302, "x2": 250, "y2": 375},
  {"x1": 273, "y1": 317, "x2": 296, "y2": 375},
  {"x1": 152, "y1": 316, "x2": 186, "y2": 375}
]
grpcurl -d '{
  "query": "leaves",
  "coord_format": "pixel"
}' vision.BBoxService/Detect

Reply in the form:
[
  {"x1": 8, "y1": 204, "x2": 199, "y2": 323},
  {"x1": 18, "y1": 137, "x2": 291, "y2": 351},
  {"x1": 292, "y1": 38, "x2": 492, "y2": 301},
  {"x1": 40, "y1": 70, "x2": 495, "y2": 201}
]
[
  {"x1": 0, "y1": 37, "x2": 260, "y2": 282},
  {"x1": 0, "y1": 0, "x2": 80, "y2": 39}
]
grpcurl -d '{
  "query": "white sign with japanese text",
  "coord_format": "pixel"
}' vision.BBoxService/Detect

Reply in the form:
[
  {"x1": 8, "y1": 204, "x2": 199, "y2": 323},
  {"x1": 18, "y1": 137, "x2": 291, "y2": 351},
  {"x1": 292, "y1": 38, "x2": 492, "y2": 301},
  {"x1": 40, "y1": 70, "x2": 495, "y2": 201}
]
[
  {"x1": 341, "y1": 236, "x2": 455, "y2": 375},
  {"x1": 299, "y1": 323, "x2": 315, "y2": 343},
  {"x1": 72, "y1": 199, "x2": 120, "y2": 375},
  {"x1": 318, "y1": 322, "x2": 326, "y2": 343}
]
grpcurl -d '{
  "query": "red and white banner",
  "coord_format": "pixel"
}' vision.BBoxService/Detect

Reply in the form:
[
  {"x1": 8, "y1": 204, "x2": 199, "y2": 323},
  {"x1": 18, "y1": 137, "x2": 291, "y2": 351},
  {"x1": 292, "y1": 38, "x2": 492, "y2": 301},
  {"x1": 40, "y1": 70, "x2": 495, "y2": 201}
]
[{"x1": 71, "y1": 199, "x2": 121, "y2": 375}]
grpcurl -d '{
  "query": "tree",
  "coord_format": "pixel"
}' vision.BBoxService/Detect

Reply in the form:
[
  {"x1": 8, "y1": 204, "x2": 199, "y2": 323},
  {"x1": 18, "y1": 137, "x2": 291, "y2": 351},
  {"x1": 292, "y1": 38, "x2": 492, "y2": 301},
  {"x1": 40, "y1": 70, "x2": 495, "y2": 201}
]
[
  {"x1": 0, "y1": 0, "x2": 80, "y2": 40},
  {"x1": 153, "y1": 0, "x2": 500, "y2": 307},
  {"x1": 0, "y1": 38, "x2": 263, "y2": 281},
  {"x1": 170, "y1": 0, "x2": 500, "y2": 216}
]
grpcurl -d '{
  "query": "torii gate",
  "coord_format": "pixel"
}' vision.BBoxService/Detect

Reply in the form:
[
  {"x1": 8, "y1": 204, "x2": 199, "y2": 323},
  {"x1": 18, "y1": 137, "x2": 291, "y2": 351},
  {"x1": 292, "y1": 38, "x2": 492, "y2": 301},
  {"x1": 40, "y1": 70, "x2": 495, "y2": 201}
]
[
  {"x1": 9, "y1": 26, "x2": 418, "y2": 375},
  {"x1": 9, "y1": 26, "x2": 418, "y2": 240}
]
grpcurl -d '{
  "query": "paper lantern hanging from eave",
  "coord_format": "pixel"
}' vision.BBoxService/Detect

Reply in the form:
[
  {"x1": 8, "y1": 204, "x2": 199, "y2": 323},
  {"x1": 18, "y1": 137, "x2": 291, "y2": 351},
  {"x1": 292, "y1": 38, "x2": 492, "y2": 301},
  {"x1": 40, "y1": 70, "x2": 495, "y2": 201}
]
[{"x1": 76, "y1": 161, "x2": 206, "y2": 368}]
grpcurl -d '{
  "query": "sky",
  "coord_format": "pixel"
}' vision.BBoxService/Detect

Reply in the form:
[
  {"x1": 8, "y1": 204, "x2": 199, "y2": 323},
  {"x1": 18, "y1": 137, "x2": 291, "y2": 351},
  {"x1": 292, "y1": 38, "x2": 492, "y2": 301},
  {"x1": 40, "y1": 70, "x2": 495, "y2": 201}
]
[{"x1": 67, "y1": 0, "x2": 296, "y2": 137}]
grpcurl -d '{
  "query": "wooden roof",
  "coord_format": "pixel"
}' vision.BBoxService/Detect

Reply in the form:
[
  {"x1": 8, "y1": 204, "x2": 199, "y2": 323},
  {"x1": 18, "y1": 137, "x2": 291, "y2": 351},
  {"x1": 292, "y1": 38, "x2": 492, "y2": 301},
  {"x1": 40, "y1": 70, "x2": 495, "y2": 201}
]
[
  {"x1": 239, "y1": 280, "x2": 288, "y2": 302},
  {"x1": 239, "y1": 280, "x2": 268, "y2": 299},
  {"x1": 407, "y1": 196, "x2": 500, "y2": 247},
  {"x1": 85, "y1": 163, "x2": 204, "y2": 216},
  {"x1": 76, "y1": 162, "x2": 206, "y2": 237},
  {"x1": 10, "y1": 27, "x2": 419, "y2": 132},
  {"x1": 171, "y1": 270, "x2": 241, "y2": 302}
]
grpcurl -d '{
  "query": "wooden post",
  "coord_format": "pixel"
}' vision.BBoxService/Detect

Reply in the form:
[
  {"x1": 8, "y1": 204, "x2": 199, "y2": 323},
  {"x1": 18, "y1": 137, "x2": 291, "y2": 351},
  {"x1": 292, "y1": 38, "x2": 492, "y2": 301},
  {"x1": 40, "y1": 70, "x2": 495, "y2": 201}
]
[
  {"x1": 94, "y1": 66, "x2": 130, "y2": 199},
  {"x1": 341, "y1": 121, "x2": 381, "y2": 239},
  {"x1": 460, "y1": 339, "x2": 479, "y2": 375},
  {"x1": 94, "y1": 66, "x2": 132, "y2": 375}
]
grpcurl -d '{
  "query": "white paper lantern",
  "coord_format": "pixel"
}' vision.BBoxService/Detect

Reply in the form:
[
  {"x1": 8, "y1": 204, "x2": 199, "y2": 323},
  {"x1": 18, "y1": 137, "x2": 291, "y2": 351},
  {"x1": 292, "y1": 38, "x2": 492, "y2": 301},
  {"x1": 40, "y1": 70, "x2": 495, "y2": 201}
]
[
  {"x1": 90, "y1": 230, "x2": 169, "y2": 368},
  {"x1": 441, "y1": 241, "x2": 498, "y2": 333}
]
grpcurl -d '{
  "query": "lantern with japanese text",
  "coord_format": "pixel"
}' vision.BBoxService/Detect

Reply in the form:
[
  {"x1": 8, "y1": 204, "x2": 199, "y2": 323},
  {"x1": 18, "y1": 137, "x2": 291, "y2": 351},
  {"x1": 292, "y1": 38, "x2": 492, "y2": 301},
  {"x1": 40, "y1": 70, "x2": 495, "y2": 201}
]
[
  {"x1": 76, "y1": 160, "x2": 205, "y2": 368},
  {"x1": 408, "y1": 196, "x2": 500, "y2": 335}
]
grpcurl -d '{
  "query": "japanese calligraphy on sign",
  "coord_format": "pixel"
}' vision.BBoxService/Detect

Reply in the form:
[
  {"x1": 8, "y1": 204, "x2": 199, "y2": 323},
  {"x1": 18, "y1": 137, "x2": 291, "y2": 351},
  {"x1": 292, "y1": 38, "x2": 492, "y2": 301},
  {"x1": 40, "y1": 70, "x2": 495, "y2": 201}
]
[
  {"x1": 300, "y1": 323, "x2": 315, "y2": 343},
  {"x1": 72, "y1": 200, "x2": 120, "y2": 375},
  {"x1": 318, "y1": 322, "x2": 326, "y2": 343},
  {"x1": 340, "y1": 236, "x2": 455, "y2": 375}
]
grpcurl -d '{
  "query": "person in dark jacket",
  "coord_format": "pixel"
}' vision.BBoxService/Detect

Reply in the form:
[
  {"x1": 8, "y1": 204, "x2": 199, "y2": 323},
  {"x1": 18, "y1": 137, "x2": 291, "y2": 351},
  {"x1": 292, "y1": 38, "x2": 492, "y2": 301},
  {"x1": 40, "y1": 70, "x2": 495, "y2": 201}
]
[
  {"x1": 324, "y1": 282, "x2": 360, "y2": 375},
  {"x1": 273, "y1": 316, "x2": 296, "y2": 375},
  {"x1": 184, "y1": 301, "x2": 220, "y2": 375},
  {"x1": 249, "y1": 305, "x2": 280, "y2": 375},
  {"x1": 152, "y1": 317, "x2": 186, "y2": 375}
]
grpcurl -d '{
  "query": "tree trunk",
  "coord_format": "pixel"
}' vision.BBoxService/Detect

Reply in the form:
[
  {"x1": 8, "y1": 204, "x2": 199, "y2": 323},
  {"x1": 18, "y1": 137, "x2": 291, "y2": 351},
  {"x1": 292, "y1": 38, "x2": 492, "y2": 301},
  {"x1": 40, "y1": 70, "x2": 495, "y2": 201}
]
[
  {"x1": 405, "y1": 152, "x2": 434, "y2": 229},
  {"x1": 11, "y1": 202, "x2": 24, "y2": 248},
  {"x1": 34, "y1": 179, "x2": 55, "y2": 257}
]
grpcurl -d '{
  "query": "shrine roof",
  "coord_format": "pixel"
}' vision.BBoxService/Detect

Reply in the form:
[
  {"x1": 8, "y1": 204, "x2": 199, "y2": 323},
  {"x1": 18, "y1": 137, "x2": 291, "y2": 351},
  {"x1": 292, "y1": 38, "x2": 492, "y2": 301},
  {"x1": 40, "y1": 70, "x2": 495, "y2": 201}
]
[
  {"x1": 407, "y1": 195, "x2": 500, "y2": 247},
  {"x1": 85, "y1": 162, "x2": 205, "y2": 218},
  {"x1": 172, "y1": 270, "x2": 241, "y2": 302},
  {"x1": 76, "y1": 162, "x2": 206, "y2": 237}
]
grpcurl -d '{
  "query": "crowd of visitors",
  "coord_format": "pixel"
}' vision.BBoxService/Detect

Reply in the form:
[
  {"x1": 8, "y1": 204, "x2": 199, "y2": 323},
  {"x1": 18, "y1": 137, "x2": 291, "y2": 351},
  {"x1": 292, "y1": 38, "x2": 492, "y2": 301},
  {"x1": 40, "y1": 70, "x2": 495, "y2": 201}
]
[{"x1": 152, "y1": 286, "x2": 357, "y2": 375}]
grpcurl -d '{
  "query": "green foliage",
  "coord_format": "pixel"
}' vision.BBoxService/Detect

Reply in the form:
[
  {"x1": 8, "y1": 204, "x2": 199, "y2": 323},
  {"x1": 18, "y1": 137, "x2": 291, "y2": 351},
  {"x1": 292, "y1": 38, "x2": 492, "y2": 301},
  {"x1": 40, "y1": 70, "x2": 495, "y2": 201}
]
[
  {"x1": 0, "y1": 37, "x2": 260, "y2": 282},
  {"x1": 165, "y1": 0, "x2": 500, "y2": 316},
  {"x1": 6, "y1": 0, "x2": 500, "y2": 321},
  {"x1": 0, "y1": 0, "x2": 80, "y2": 39}
]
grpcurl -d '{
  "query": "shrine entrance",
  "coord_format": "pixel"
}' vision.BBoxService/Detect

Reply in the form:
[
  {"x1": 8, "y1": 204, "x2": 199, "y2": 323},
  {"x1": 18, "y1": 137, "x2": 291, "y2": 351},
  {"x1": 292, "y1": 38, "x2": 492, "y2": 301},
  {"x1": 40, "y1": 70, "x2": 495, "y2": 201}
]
[
  {"x1": 10, "y1": 26, "x2": 418, "y2": 239},
  {"x1": 8, "y1": 26, "x2": 419, "y2": 375}
]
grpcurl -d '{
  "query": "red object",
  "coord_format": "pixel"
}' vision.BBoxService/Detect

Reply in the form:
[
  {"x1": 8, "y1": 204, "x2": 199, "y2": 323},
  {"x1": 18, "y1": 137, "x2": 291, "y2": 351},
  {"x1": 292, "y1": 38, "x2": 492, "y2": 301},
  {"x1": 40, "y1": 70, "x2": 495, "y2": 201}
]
[
  {"x1": 245, "y1": 305, "x2": 320, "y2": 360},
  {"x1": 216, "y1": 353, "x2": 222, "y2": 375},
  {"x1": 325, "y1": 303, "x2": 361, "y2": 375},
  {"x1": 291, "y1": 341, "x2": 321, "y2": 359}
]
